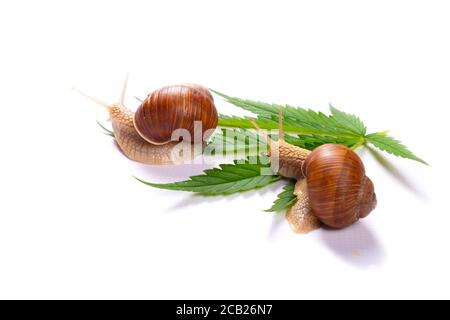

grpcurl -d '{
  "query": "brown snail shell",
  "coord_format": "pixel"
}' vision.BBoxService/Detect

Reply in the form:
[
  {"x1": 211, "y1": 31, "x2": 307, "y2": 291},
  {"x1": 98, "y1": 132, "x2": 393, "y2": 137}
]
[
  {"x1": 134, "y1": 84, "x2": 218, "y2": 145},
  {"x1": 303, "y1": 144, "x2": 377, "y2": 228}
]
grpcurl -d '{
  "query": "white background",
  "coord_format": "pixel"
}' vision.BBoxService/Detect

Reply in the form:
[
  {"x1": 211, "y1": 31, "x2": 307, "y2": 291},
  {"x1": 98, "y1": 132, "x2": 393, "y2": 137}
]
[{"x1": 0, "y1": 0, "x2": 448, "y2": 299}]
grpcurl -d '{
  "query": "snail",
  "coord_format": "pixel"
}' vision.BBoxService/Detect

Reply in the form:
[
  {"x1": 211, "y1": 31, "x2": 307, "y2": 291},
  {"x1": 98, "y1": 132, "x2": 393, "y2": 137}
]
[
  {"x1": 75, "y1": 77, "x2": 218, "y2": 165},
  {"x1": 250, "y1": 110, "x2": 377, "y2": 231},
  {"x1": 77, "y1": 78, "x2": 375, "y2": 231}
]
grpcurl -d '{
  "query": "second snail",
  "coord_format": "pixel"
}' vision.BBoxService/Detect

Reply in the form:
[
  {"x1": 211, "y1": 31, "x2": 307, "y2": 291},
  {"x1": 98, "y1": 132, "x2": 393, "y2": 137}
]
[{"x1": 78, "y1": 76, "x2": 425, "y2": 233}]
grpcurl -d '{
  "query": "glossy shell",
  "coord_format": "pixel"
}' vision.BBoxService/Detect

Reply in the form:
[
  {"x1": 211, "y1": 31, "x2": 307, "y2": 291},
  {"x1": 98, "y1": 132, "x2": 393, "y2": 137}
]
[
  {"x1": 303, "y1": 144, "x2": 377, "y2": 228},
  {"x1": 134, "y1": 84, "x2": 218, "y2": 145}
]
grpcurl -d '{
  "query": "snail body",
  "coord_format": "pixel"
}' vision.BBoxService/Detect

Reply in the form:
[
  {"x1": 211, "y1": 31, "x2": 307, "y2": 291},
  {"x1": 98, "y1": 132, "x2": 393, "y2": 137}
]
[
  {"x1": 77, "y1": 79, "x2": 218, "y2": 165},
  {"x1": 109, "y1": 105, "x2": 184, "y2": 165}
]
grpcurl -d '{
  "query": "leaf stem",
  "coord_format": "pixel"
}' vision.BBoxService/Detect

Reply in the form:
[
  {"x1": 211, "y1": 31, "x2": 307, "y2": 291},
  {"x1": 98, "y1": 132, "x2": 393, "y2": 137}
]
[{"x1": 351, "y1": 137, "x2": 366, "y2": 150}]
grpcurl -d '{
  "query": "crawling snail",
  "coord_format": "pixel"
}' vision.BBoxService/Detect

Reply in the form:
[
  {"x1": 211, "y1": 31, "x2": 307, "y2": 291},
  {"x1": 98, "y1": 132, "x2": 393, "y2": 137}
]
[
  {"x1": 250, "y1": 111, "x2": 377, "y2": 231},
  {"x1": 78, "y1": 78, "x2": 375, "y2": 232},
  {"x1": 76, "y1": 76, "x2": 218, "y2": 164}
]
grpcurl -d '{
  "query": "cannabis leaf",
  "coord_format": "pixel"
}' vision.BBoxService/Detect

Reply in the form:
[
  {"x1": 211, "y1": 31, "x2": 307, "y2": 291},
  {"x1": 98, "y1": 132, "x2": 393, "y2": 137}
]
[
  {"x1": 213, "y1": 90, "x2": 361, "y2": 138},
  {"x1": 284, "y1": 134, "x2": 360, "y2": 150},
  {"x1": 329, "y1": 104, "x2": 366, "y2": 136},
  {"x1": 213, "y1": 90, "x2": 426, "y2": 165},
  {"x1": 366, "y1": 133, "x2": 428, "y2": 165},
  {"x1": 218, "y1": 111, "x2": 362, "y2": 151},
  {"x1": 265, "y1": 180, "x2": 296, "y2": 212},
  {"x1": 218, "y1": 113, "x2": 307, "y2": 133},
  {"x1": 135, "y1": 156, "x2": 280, "y2": 195},
  {"x1": 218, "y1": 114, "x2": 269, "y2": 129}
]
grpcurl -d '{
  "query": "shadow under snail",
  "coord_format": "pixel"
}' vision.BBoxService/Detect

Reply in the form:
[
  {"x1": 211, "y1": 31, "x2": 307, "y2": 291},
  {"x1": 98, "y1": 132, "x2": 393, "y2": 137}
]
[{"x1": 76, "y1": 76, "x2": 218, "y2": 165}]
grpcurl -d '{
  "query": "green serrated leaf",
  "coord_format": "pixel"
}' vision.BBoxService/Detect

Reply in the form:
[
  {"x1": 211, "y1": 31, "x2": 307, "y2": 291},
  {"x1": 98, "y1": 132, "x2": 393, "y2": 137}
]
[
  {"x1": 218, "y1": 114, "x2": 260, "y2": 129},
  {"x1": 265, "y1": 180, "x2": 296, "y2": 212},
  {"x1": 211, "y1": 90, "x2": 278, "y2": 117},
  {"x1": 135, "y1": 156, "x2": 280, "y2": 195},
  {"x1": 207, "y1": 128, "x2": 268, "y2": 157},
  {"x1": 366, "y1": 133, "x2": 428, "y2": 165},
  {"x1": 218, "y1": 114, "x2": 361, "y2": 151},
  {"x1": 329, "y1": 104, "x2": 366, "y2": 135},
  {"x1": 285, "y1": 133, "x2": 360, "y2": 150},
  {"x1": 213, "y1": 89, "x2": 426, "y2": 165},
  {"x1": 212, "y1": 90, "x2": 364, "y2": 139}
]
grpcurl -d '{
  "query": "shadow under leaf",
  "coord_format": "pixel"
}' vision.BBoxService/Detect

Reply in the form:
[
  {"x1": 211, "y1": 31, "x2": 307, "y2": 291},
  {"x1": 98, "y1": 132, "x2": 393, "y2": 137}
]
[{"x1": 365, "y1": 144, "x2": 428, "y2": 201}]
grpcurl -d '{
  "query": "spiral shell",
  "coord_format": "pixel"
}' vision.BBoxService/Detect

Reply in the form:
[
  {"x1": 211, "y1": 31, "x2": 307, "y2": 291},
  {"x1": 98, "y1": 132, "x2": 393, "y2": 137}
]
[
  {"x1": 303, "y1": 144, "x2": 377, "y2": 228},
  {"x1": 134, "y1": 84, "x2": 218, "y2": 145}
]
